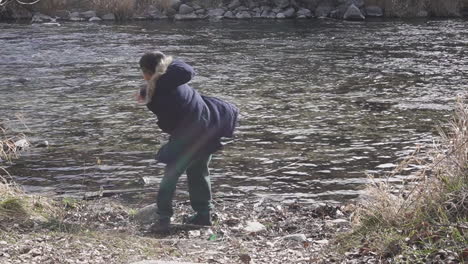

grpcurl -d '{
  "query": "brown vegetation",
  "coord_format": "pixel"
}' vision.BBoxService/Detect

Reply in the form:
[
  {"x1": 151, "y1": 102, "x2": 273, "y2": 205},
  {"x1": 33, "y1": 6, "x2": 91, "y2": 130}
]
[{"x1": 336, "y1": 96, "x2": 468, "y2": 262}]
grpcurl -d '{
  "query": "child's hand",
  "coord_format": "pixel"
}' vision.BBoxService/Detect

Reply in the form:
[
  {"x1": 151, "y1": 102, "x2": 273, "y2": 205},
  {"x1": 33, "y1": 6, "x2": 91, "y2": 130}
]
[{"x1": 136, "y1": 86, "x2": 147, "y2": 104}]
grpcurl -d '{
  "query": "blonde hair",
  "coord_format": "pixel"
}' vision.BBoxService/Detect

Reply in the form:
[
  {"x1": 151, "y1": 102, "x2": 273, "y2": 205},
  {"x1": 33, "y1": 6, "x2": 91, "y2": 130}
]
[{"x1": 140, "y1": 52, "x2": 173, "y2": 104}]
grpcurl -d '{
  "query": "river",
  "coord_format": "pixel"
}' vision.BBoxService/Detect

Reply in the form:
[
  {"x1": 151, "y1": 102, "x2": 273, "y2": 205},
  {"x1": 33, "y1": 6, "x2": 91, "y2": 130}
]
[{"x1": 0, "y1": 19, "x2": 467, "y2": 204}]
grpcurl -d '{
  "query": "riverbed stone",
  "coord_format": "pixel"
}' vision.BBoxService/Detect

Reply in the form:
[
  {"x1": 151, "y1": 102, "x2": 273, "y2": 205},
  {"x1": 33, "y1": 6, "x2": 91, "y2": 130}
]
[
  {"x1": 276, "y1": 12, "x2": 286, "y2": 18},
  {"x1": 296, "y1": 8, "x2": 312, "y2": 18},
  {"x1": 102, "y1": 13, "x2": 116, "y2": 20},
  {"x1": 228, "y1": 0, "x2": 242, "y2": 10},
  {"x1": 282, "y1": 7, "x2": 296, "y2": 17},
  {"x1": 274, "y1": 0, "x2": 290, "y2": 9},
  {"x1": 170, "y1": 0, "x2": 182, "y2": 10},
  {"x1": 283, "y1": 234, "x2": 307, "y2": 242},
  {"x1": 195, "y1": 8, "x2": 206, "y2": 15},
  {"x1": 224, "y1": 10, "x2": 235, "y2": 18},
  {"x1": 315, "y1": 2, "x2": 333, "y2": 18},
  {"x1": 80, "y1": 10, "x2": 96, "y2": 19},
  {"x1": 330, "y1": 4, "x2": 348, "y2": 19},
  {"x1": 174, "y1": 13, "x2": 199, "y2": 20},
  {"x1": 178, "y1": 4, "x2": 194, "y2": 15},
  {"x1": 165, "y1": 7, "x2": 177, "y2": 17},
  {"x1": 89, "y1": 16, "x2": 102, "y2": 22},
  {"x1": 207, "y1": 8, "x2": 225, "y2": 17},
  {"x1": 301, "y1": 0, "x2": 319, "y2": 10},
  {"x1": 343, "y1": 4, "x2": 365, "y2": 20},
  {"x1": 365, "y1": 5, "x2": 383, "y2": 17},
  {"x1": 134, "y1": 204, "x2": 158, "y2": 225},
  {"x1": 244, "y1": 221, "x2": 266, "y2": 233},
  {"x1": 236, "y1": 11, "x2": 252, "y2": 19}
]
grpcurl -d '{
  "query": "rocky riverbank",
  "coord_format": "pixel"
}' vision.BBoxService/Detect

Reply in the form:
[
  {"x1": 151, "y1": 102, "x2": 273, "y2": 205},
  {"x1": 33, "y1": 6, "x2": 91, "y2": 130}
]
[{"x1": 1, "y1": 0, "x2": 468, "y2": 22}]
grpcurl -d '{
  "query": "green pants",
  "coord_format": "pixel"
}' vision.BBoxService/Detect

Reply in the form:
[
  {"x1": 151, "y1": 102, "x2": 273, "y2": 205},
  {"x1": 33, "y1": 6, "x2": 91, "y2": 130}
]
[{"x1": 156, "y1": 154, "x2": 212, "y2": 220}]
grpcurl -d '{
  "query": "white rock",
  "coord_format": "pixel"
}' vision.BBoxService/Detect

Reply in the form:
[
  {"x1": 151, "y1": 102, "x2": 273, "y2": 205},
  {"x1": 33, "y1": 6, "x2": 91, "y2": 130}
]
[
  {"x1": 283, "y1": 234, "x2": 307, "y2": 242},
  {"x1": 89, "y1": 16, "x2": 102, "y2": 22},
  {"x1": 80, "y1": 10, "x2": 96, "y2": 19},
  {"x1": 102, "y1": 13, "x2": 116, "y2": 20},
  {"x1": 14, "y1": 139, "x2": 30, "y2": 150},
  {"x1": 188, "y1": 230, "x2": 201, "y2": 237},
  {"x1": 174, "y1": 13, "x2": 199, "y2": 20},
  {"x1": 207, "y1": 8, "x2": 225, "y2": 17},
  {"x1": 244, "y1": 221, "x2": 266, "y2": 233}
]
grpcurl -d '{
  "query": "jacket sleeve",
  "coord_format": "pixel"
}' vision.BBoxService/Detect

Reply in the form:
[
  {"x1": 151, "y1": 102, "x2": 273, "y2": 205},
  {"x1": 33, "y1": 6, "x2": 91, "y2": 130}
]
[{"x1": 156, "y1": 60, "x2": 195, "y2": 90}]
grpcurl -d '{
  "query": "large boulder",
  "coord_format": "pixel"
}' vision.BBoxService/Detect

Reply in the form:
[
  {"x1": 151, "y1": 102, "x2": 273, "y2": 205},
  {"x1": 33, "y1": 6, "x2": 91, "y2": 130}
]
[
  {"x1": 224, "y1": 10, "x2": 235, "y2": 18},
  {"x1": 134, "y1": 204, "x2": 158, "y2": 225},
  {"x1": 282, "y1": 7, "x2": 296, "y2": 17},
  {"x1": 365, "y1": 5, "x2": 383, "y2": 17},
  {"x1": 343, "y1": 4, "x2": 365, "y2": 20},
  {"x1": 80, "y1": 10, "x2": 96, "y2": 19},
  {"x1": 102, "y1": 13, "x2": 116, "y2": 20},
  {"x1": 236, "y1": 11, "x2": 252, "y2": 19},
  {"x1": 296, "y1": 7, "x2": 313, "y2": 18},
  {"x1": 330, "y1": 4, "x2": 348, "y2": 19},
  {"x1": 178, "y1": 4, "x2": 194, "y2": 15},
  {"x1": 228, "y1": 0, "x2": 242, "y2": 10},
  {"x1": 300, "y1": 0, "x2": 319, "y2": 10},
  {"x1": 207, "y1": 8, "x2": 225, "y2": 17},
  {"x1": 274, "y1": 0, "x2": 290, "y2": 9},
  {"x1": 174, "y1": 13, "x2": 199, "y2": 20},
  {"x1": 315, "y1": 2, "x2": 334, "y2": 17}
]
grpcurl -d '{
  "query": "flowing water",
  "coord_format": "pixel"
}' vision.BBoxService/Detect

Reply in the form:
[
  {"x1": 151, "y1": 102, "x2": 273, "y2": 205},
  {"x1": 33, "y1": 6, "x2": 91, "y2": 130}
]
[{"x1": 0, "y1": 19, "x2": 467, "y2": 204}]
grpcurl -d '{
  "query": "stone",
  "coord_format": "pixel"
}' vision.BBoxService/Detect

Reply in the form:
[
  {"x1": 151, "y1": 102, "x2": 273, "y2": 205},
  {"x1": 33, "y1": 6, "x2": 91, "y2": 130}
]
[
  {"x1": 191, "y1": 3, "x2": 202, "y2": 10},
  {"x1": 170, "y1": 0, "x2": 182, "y2": 10},
  {"x1": 301, "y1": 0, "x2": 318, "y2": 10},
  {"x1": 224, "y1": 11, "x2": 235, "y2": 18},
  {"x1": 260, "y1": 5, "x2": 271, "y2": 12},
  {"x1": 174, "y1": 13, "x2": 199, "y2": 20},
  {"x1": 416, "y1": 10, "x2": 429, "y2": 17},
  {"x1": 14, "y1": 139, "x2": 29, "y2": 150},
  {"x1": 330, "y1": 4, "x2": 348, "y2": 19},
  {"x1": 343, "y1": 4, "x2": 365, "y2": 20},
  {"x1": 131, "y1": 261, "x2": 201, "y2": 264},
  {"x1": 315, "y1": 3, "x2": 333, "y2": 18},
  {"x1": 274, "y1": 0, "x2": 290, "y2": 9},
  {"x1": 195, "y1": 9, "x2": 206, "y2": 15},
  {"x1": 133, "y1": 204, "x2": 158, "y2": 225},
  {"x1": 178, "y1": 4, "x2": 194, "y2": 15},
  {"x1": 89, "y1": 16, "x2": 102, "y2": 22},
  {"x1": 55, "y1": 10, "x2": 70, "y2": 20},
  {"x1": 69, "y1": 11, "x2": 80, "y2": 19},
  {"x1": 149, "y1": 9, "x2": 167, "y2": 19},
  {"x1": 296, "y1": 8, "x2": 312, "y2": 18},
  {"x1": 31, "y1": 13, "x2": 51, "y2": 23},
  {"x1": 228, "y1": 0, "x2": 241, "y2": 10},
  {"x1": 236, "y1": 11, "x2": 252, "y2": 19},
  {"x1": 207, "y1": 8, "x2": 225, "y2": 17},
  {"x1": 283, "y1": 234, "x2": 307, "y2": 242},
  {"x1": 243, "y1": 221, "x2": 266, "y2": 233},
  {"x1": 276, "y1": 13, "x2": 286, "y2": 18},
  {"x1": 282, "y1": 7, "x2": 295, "y2": 17},
  {"x1": 102, "y1": 13, "x2": 116, "y2": 20},
  {"x1": 365, "y1": 5, "x2": 383, "y2": 17},
  {"x1": 165, "y1": 8, "x2": 177, "y2": 17},
  {"x1": 328, "y1": 218, "x2": 349, "y2": 227},
  {"x1": 80, "y1": 10, "x2": 96, "y2": 19},
  {"x1": 70, "y1": 17, "x2": 84, "y2": 21}
]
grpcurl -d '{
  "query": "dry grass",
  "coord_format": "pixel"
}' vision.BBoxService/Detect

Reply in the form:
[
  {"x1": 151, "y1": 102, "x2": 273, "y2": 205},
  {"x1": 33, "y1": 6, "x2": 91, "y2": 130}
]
[
  {"x1": 364, "y1": 0, "x2": 462, "y2": 17},
  {"x1": 339, "y1": 96, "x2": 468, "y2": 262}
]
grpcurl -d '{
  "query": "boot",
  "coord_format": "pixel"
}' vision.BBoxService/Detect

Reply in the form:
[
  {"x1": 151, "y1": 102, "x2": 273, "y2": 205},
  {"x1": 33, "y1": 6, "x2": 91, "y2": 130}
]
[
  {"x1": 185, "y1": 213, "x2": 212, "y2": 226},
  {"x1": 150, "y1": 217, "x2": 171, "y2": 234}
]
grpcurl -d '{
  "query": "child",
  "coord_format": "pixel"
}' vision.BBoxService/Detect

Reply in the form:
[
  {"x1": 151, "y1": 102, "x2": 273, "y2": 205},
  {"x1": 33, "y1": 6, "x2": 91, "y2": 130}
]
[{"x1": 138, "y1": 51, "x2": 238, "y2": 233}]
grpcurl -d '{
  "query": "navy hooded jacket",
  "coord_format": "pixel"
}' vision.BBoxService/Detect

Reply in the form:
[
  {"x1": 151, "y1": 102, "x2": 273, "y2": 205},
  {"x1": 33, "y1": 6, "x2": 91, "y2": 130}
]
[{"x1": 145, "y1": 59, "x2": 238, "y2": 164}]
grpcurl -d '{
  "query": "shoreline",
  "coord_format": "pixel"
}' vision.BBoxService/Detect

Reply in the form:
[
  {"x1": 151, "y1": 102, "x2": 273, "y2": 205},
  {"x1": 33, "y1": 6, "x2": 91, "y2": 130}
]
[{"x1": 1, "y1": 0, "x2": 467, "y2": 23}]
